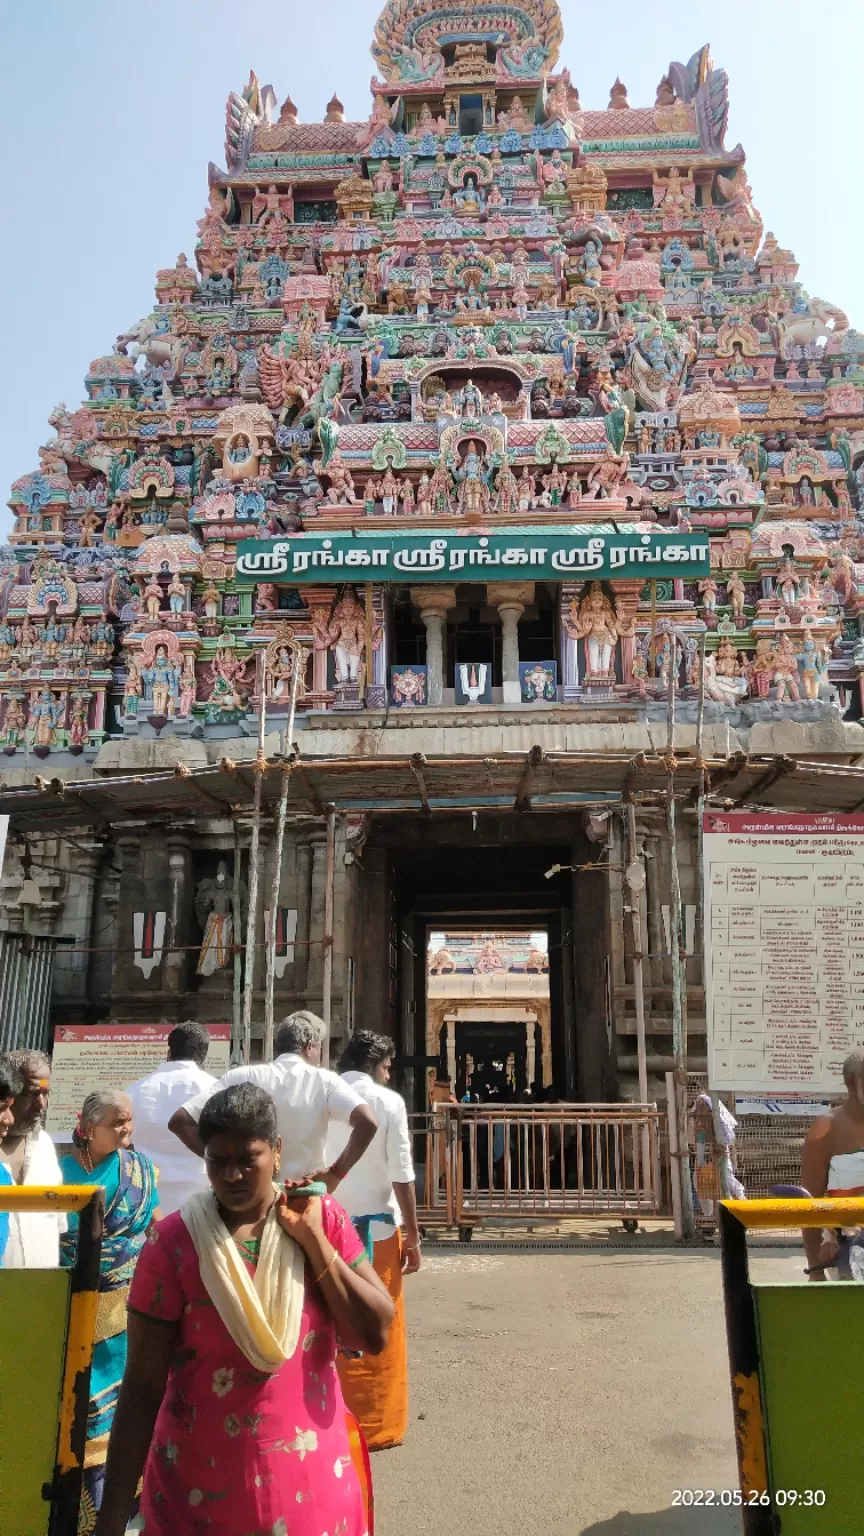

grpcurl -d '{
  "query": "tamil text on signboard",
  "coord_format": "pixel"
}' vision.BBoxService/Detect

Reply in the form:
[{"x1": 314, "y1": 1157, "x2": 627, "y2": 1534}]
[
  {"x1": 703, "y1": 812, "x2": 864, "y2": 1096},
  {"x1": 236, "y1": 527, "x2": 711, "y2": 585},
  {"x1": 48, "y1": 1024, "x2": 231, "y2": 1138}
]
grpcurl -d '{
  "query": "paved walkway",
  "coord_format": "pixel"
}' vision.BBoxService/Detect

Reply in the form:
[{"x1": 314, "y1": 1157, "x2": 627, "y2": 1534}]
[{"x1": 374, "y1": 1247, "x2": 800, "y2": 1535}]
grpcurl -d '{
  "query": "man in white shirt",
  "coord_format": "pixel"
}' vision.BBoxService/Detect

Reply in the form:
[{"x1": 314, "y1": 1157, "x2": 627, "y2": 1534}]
[
  {"x1": 169, "y1": 1010, "x2": 377, "y2": 1186},
  {"x1": 0, "y1": 1049, "x2": 66, "y2": 1266},
  {"x1": 126, "y1": 1022, "x2": 217, "y2": 1216},
  {"x1": 326, "y1": 1029, "x2": 420, "y2": 1450}
]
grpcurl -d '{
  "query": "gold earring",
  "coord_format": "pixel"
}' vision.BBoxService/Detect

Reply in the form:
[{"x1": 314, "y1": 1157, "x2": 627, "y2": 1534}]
[{"x1": 274, "y1": 1154, "x2": 281, "y2": 1174}]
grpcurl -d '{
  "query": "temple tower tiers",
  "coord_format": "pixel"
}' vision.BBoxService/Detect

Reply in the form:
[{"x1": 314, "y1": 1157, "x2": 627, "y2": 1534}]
[{"x1": 4, "y1": 0, "x2": 864, "y2": 1086}]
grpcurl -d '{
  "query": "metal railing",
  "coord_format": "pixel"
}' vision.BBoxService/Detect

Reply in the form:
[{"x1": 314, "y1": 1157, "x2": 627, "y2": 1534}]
[
  {"x1": 410, "y1": 1110, "x2": 458, "y2": 1228},
  {"x1": 0, "y1": 933, "x2": 58, "y2": 1054},
  {"x1": 411, "y1": 1104, "x2": 667, "y2": 1228},
  {"x1": 685, "y1": 1072, "x2": 817, "y2": 1230}
]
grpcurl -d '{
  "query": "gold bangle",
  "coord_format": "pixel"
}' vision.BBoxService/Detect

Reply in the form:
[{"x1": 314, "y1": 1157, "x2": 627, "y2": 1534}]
[{"x1": 314, "y1": 1252, "x2": 338, "y2": 1284}]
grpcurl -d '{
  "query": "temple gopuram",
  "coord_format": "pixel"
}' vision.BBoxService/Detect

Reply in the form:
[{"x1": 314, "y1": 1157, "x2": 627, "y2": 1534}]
[{"x1": 3, "y1": 0, "x2": 864, "y2": 1104}]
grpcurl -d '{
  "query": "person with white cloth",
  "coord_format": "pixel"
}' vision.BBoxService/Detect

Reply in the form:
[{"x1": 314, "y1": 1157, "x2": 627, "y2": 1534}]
[
  {"x1": 126, "y1": 1022, "x2": 217, "y2": 1216},
  {"x1": 326, "y1": 1029, "x2": 421, "y2": 1450},
  {"x1": 0, "y1": 1049, "x2": 66, "y2": 1267},
  {"x1": 169, "y1": 1010, "x2": 377, "y2": 1188}
]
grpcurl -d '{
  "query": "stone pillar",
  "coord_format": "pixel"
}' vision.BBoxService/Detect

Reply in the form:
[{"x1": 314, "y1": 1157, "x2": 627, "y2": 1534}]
[
  {"x1": 411, "y1": 586, "x2": 457, "y2": 706},
  {"x1": 559, "y1": 582, "x2": 582, "y2": 701},
  {"x1": 526, "y1": 1019, "x2": 536, "y2": 1088},
  {"x1": 111, "y1": 834, "x2": 144, "y2": 1010},
  {"x1": 488, "y1": 582, "x2": 534, "y2": 704},
  {"x1": 368, "y1": 586, "x2": 388, "y2": 709},
  {"x1": 293, "y1": 835, "x2": 315, "y2": 999},
  {"x1": 613, "y1": 581, "x2": 643, "y2": 686},
  {"x1": 305, "y1": 831, "x2": 329, "y2": 1011},
  {"x1": 446, "y1": 1019, "x2": 457, "y2": 1085},
  {"x1": 163, "y1": 833, "x2": 192, "y2": 997},
  {"x1": 48, "y1": 840, "x2": 101, "y2": 1014}
]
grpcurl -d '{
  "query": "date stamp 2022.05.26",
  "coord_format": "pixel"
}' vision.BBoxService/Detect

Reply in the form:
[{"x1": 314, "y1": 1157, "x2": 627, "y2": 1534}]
[{"x1": 673, "y1": 1489, "x2": 827, "y2": 1510}]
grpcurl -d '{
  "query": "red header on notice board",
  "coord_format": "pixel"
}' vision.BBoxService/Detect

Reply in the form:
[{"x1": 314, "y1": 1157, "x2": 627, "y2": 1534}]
[
  {"x1": 702, "y1": 812, "x2": 864, "y2": 836},
  {"x1": 54, "y1": 1024, "x2": 231, "y2": 1045}
]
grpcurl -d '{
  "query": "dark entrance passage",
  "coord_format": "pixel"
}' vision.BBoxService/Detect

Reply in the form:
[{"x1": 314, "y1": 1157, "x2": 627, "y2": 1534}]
[
  {"x1": 353, "y1": 813, "x2": 616, "y2": 1111},
  {"x1": 452, "y1": 1020, "x2": 528, "y2": 1100}
]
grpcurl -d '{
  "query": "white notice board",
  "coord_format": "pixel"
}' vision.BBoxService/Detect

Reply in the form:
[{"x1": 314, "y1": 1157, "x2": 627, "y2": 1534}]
[
  {"x1": 703, "y1": 811, "x2": 864, "y2": 1095},
  {"x1": 48, "y1": 1024, "x2": 231, "y2": 1138}
]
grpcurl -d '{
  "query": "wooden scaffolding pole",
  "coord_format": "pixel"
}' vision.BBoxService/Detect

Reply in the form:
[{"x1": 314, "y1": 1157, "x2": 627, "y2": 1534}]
[
  {"x1": 695, "y1": 630, "x2": 733, "y2": 1198},
  {"x1": 321, "y1": 802, "x2": 337, "y2": 1067},
  {"x1": 231, "y1": 818, "x2": 244, "y2": 1063},
  {"x1": 263, "y1": 648, "x2": 302, "y2": 1062},
  {"x1": 625, "y1": 801, "x2": 650, "y2": 1188},
  {"x1": 666, "y1": 635, "x2": 696, "y2": 1238},
  {"x1": 241, "y1": 654, "x2": 268, "y2": 1064}
]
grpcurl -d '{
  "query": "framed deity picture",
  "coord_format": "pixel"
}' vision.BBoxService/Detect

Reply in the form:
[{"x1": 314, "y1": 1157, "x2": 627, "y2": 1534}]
[
  {"x1": 520, "y1": 660, "x2": 558, "y2": 702},
  {"x1": 390, "y1": 665, "x2": 428, "y2": 707},
  {"x1": 455, "y1": 661, "x2": 492, "y2": 705}
]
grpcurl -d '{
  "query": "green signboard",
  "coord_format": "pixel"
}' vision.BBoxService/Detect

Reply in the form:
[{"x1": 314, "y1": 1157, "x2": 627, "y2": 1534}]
[{"x1": 236, "y1": 526, "x2": 711, "y2": 586}]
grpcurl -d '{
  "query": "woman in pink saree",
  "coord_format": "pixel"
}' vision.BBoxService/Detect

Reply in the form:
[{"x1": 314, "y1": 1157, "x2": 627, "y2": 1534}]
[{"x1": 93, "y1": 1083, "x2": 393, "y2": 1536}]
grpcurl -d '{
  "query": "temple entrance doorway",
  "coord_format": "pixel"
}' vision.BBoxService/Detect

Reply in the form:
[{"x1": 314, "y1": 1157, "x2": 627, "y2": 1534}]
[{"x1": 355, "y1": 813, "x2": 615, "y2": 1111}]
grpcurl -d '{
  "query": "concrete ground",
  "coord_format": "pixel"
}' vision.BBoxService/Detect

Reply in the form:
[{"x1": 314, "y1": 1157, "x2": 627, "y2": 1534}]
[{"x1": 374, "y1": 1247, "x2": 802, "y2": 1536}]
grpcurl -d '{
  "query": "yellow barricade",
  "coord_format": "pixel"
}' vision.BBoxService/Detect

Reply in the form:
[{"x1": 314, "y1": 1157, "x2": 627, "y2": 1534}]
[{"x1": 0, "y1": 1185, "x2": 104, "y2": 1536}]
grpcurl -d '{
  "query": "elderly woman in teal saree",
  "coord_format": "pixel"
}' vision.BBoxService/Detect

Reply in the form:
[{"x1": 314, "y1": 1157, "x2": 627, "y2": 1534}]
[{"x1": 60, "y1": 1090, "x2": 159, "y2": 1535}]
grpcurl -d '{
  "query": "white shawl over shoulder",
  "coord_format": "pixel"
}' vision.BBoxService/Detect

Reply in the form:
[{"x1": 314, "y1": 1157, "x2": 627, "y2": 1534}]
[{"x1": 181, "y1": 1190, "x2": 306, "y2": 1372}]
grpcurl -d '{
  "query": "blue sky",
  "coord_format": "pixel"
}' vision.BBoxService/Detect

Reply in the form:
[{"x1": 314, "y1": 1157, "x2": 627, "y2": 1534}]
[{"x1": 1, "y1": 0, "x2": 862, "y2": 536}]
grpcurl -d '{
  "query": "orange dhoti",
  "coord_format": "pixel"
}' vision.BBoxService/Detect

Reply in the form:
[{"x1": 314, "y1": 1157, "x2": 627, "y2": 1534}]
[{"x1": 337, "y1": 1230, "x2": 408, "y2": 1451}]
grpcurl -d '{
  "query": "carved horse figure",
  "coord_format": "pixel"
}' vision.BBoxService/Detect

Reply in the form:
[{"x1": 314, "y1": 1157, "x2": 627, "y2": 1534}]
[
  {"x1": 116, "y1": 316, "x2": 186, "y2": 376},
  {"x1": 46, "y1": 404, "x2": 117, "y2": 478},
  {"x1": 779, "y1": 298, "x2": 849, "y2": 350}
]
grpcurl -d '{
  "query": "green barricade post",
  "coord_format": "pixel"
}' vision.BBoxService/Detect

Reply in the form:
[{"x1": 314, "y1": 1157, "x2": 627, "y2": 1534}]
[
  {"x1": 0, "y1": 1270, "x2": 70, "y2": 1534},
  {"x1": 0, "y1": 1186, "x2": 104, "y2": 1536},
  {"x1": 720, "y1": 1196, "x2": 864, "y2": 1535}
]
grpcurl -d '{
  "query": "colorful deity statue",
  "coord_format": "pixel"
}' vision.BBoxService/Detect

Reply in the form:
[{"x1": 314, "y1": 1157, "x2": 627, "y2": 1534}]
[
  {"x1": 142, "y1": 644, "x2": 181, "y2": 717},
  {"x1": 775, "y1": 556, "x2": 801, "y2": 607},
  {"x1": 429, "y1": 457, "x2": 453, "y2": 515},
  {"x1": 124, "y1": 661, "x2": 142, "y2": 718},
  {"x1": 574, "y1": 584, "x2": 624, "y2": 676},
  {"x1": 377, "y1": 465, "x2": 401, "y2": 516},
  {"x1": 748, "y1": 637, "x2": 777, "y2": 699},
  {"x1": 201, "y1": 583, "x2": 221, "y2": 621},
  {"x1": 29, "y1": 688, "x2": 64, "y2": 749},
  {"x1": 459, "y1": 378, "x2": 484, "y2": 417},
  {"x1": 727, "y1": 572, "x2": 747, "y2": 620},
  {"x1": 416, "y1": 471, "x2": 433, "y2": 517},
  {"x1": 68, "y1": 693, "x2": 91, "y2": 747},
  {"x1": 453, "y1": 441, "x2": 491, "y2": 519},
  {"x1": 1, "y1": 696, "x2": 27, "y2": 750},
  {"x1": 496, "y1": 460, "x2": 518, "y2": 515},
  {"x1": 543, "y1": 462, "x2": 568, "y2": 506},
  {"x1": 774, "y1": 633, "x2": 801, "y2": 702},
  {"x1": 143, "y1": 577, "x2": 163, "y2": 620},
  {"x1": 328, "y1": 590, "x2": 366, "y2": 685},
  {"x1": 701, "y1": 650, "x2": 747, "y2": 705},
  {"x1": 798, "y1": 633, "x2": 827, "y2": 700},
  {"x1": 207, "y1": 641, "x2": 249, "y2": 714},
  {"x1": 167, "y1": 572, "x2": 186, "y2": 614}
]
